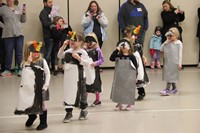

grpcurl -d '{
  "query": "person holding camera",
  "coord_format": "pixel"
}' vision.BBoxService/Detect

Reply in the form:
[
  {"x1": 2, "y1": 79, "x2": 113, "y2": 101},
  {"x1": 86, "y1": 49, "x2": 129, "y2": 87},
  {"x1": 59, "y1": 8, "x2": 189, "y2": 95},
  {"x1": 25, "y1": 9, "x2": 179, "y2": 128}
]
[
  {"x1": 159, "y1": 27, "x2": 183, "y2": 96},
  {"x1": 197, "y1": 7, "x2": 200, "y2": 68},
  {"x1": 39, "y1": 0, "x2": 54, "y2": 70},
  {"x1": 0, "y1": 0, "x2": 27, "y2": 77},
  {"x1": 81, "y1": 1, "x2": 108, "y2": 48},
  {"x1": 0, "y1": 0, "x2": 5, "y2": 72},
  {"x1": 161, "y1": 0, "x2": 185, "y2": 43}
]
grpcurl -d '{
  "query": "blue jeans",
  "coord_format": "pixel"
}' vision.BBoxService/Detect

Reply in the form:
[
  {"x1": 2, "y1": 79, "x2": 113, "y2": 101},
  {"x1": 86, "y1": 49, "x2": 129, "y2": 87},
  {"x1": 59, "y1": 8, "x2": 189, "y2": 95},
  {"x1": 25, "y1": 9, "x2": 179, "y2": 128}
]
[
  {"x1": 44, "y1": 37, "x2": 54, "y2": 68},
  {"x1": 0, "y1": 38, "x2": 5, "y2": 71},
  {"x1": 4, "y1": 36, "x2": 24, "y2": 71}
]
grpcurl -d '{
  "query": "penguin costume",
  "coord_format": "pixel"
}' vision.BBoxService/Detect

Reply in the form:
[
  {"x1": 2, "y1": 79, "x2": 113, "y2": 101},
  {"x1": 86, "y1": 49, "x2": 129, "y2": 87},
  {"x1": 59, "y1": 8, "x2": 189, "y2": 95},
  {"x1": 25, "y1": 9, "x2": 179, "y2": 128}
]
[
  {"x1": 14, "y1": 41, "x2": 50, "y2": 130},
  {"x1": 110, "y1": 39, "x2": 137, "y2": 105},
  {"x1": 58, "y1": 32, "x2": 95, "y2": 122}
]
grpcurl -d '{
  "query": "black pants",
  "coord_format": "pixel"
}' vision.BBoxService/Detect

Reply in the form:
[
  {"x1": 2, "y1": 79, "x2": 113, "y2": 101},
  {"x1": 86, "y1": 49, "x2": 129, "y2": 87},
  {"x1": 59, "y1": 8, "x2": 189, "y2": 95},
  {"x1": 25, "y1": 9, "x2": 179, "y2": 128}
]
[
  {"x1": 199, "y1": 38, "x2": 200, "y2": 62},
  {"x1": 65, "y1": 78, "x2": 88, "y2": 113},
  {"x1": 0, "y1": 38, "x2": 5, "y2": 71},
  {"x1": 97, "y1": 37, "x2": 103, "y2": 49},
  {"x1": 43, "y1": 37, "x2": 54, "y2": 69}
]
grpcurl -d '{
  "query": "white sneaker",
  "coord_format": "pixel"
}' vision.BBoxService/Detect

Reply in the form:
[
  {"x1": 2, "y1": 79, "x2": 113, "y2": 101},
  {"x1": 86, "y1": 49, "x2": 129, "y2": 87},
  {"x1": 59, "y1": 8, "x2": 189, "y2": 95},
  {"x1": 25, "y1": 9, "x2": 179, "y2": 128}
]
[
  {"x1": 1, "y1": 71, "x2": 12, "y2": 77},
  {"x1": 125, "y1": 105, "x2": 134, "y2": 111},
  {"x1": 197, "y1": 63, "x2": 200, "y2": 68}
]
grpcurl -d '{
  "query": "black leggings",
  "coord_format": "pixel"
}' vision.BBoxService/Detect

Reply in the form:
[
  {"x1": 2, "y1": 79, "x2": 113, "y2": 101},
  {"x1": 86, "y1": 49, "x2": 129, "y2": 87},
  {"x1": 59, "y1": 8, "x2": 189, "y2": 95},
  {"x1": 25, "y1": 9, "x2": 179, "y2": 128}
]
[
  {"x1": 166, "y1": 82, "x2": 176, "y2": 90},
  {"x1": 198, "y1": 38, "x2": 200, "y2": 62}
]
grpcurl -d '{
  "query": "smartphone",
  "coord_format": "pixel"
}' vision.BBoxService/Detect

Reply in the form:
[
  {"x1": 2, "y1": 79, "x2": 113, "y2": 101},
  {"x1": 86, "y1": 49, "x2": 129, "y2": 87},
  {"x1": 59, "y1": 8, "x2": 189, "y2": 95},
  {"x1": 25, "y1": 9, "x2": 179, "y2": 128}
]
[
  {"x1": 177, "y1": 5, "x2": 180, "y2": 11},
  {"x1": 89, "y1": 9, "x2": 93, "y2": 14},
  {"x1": 23, "y1": 4, "x2": 26, "y2": 10}
]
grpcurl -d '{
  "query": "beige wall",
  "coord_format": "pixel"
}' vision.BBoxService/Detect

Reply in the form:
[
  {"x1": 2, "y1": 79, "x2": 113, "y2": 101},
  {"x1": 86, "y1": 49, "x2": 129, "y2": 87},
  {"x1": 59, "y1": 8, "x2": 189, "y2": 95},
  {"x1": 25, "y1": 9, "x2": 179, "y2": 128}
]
[{"x1": 2, "y1": 0, "x2": 200, "y2": 67}]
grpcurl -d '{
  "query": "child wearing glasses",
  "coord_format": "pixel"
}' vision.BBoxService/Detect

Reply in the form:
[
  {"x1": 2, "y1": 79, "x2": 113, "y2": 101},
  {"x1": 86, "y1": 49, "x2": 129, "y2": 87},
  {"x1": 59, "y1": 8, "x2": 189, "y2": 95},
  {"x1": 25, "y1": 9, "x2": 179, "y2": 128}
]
[{"x1": 159, "y1": 27, "x2": 183, "y2": 96}]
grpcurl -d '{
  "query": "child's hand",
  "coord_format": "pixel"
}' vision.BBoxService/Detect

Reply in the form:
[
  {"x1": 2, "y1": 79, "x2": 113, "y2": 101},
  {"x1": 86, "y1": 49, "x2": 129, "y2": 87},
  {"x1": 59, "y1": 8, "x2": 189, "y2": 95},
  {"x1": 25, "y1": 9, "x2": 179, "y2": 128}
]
[
  {"x1": 72, "y1": 53, "x2": 81, "y2": 61},
  {"x1": 116, "y1": 46, "x2": 121, "y2": 51},
  {"x1": 142, "y1": 56, "x2": 147, "y2": 66},
  {"x1": 62, "y1": 40, "x2": 69, "y2": 49},
  {"x1": 164, "y1": 39, "x2": 170, "y2": 44},
  {"x1": 27, "y1": 55, "x2": 32, "y2": 64},
  {"x1": 130, "y1": 35, "x2": 135, "y2": 43},
  {"x1": 91, "y1": 62, "x2": 96, "y2": 67},
  {"x1": 178, "y1": 64, "x2": 182, "y2": 70},
  {"x1": 150, "y1": 49, "x2": 154, "y2": 56}
]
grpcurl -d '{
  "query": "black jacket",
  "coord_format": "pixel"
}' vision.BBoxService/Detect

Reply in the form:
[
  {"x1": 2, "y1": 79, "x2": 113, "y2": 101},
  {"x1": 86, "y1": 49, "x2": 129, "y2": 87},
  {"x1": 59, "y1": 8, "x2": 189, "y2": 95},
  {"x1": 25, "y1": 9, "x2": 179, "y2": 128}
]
[
  {"x1": 197, "y1": 7, "x2": 200, "y2": 37},
  {"x1": 51, "y1": 25, "x2": 72, "y2": 45},
  {"x1": 161, "y1": 9, "x2": 185, "y2": 42},
  {"x1": 39, "y1": 6, "x2": 53, "y2": 39},
  {"x1": 109, "y1": 49, "x2": 138, "y2": 68}
]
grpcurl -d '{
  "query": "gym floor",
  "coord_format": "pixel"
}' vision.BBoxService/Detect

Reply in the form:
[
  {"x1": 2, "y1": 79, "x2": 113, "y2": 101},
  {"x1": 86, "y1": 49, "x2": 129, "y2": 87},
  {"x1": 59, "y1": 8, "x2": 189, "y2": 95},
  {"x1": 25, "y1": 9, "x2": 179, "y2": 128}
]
[{"x1": 0, "y1": 67, "x2": 200, "y2": 133}]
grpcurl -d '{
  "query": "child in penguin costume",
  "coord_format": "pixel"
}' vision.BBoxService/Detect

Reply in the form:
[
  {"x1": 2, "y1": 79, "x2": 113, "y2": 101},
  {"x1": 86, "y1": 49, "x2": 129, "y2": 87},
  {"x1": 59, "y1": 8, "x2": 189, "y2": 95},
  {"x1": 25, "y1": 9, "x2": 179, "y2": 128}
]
[
  {"x1": 84, "y1": 32, "x2": 104, "y2": 107},
  {"x1": 57, "y1": 31, "x2": 95, "y2": 123},
  {"x1": 110, "y1": 39, "x2": 138, "y2": 111},
  {"x1": 14, "y1": 41, "x2": 50, "y2": 130}
]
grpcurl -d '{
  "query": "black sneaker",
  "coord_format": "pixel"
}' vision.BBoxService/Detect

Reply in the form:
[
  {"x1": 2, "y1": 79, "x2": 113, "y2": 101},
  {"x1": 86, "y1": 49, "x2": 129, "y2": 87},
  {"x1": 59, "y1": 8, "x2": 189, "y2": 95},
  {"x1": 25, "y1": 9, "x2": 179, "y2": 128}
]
[
  {"x1": 79, "y1": 109, "x2": 88, "y2": 120},
  {"x1": 136, "y1": 95, "x2": 145, "y2": 101},
  {"x1": 63, "y1": 112, "x2": 73, "y2": 123},
  {"x1": 53, "y1": 70, "x2": 58, "y2": 76},
  {"x1": 91, "y1": 100, "x2": 101, "y2": 107}
]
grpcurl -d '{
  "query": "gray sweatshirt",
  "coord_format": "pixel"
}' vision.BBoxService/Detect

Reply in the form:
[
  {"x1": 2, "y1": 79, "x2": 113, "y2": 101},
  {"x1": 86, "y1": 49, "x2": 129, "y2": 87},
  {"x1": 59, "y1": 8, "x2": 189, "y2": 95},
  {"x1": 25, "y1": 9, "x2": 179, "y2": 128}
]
[{"x1": 0, "y1": 5, "x2": 26, "y2": 38}]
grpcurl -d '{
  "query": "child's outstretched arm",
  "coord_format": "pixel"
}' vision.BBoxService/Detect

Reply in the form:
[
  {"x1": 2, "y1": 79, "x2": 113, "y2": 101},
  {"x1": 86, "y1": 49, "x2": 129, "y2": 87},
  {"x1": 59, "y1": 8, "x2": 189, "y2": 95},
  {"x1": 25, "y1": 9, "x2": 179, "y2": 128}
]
[
  {"x1": 57, "y1": 40, "x2": 69, "y2": 59},
  {"x1": 72, "y1": 53, "x2": 81, "y2": 62}
]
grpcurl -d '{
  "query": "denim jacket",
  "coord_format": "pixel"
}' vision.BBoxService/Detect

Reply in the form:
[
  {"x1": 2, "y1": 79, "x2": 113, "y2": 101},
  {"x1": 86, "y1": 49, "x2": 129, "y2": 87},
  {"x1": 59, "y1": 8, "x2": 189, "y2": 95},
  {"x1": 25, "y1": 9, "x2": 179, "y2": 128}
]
[
  {"x1": 149, "y1": 35, "x2": 162, "y2": 50},
  {"x1": 81, "y1": 12, "x2": 108, "y2": 41}
]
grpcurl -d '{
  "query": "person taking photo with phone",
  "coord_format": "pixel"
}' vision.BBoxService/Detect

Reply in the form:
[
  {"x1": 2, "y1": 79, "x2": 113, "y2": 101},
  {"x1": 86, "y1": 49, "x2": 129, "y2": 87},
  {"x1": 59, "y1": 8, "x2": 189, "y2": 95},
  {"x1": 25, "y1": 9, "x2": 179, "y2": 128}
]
[
  {"x1": 81, "y1": 1, "x2": 108, "y2": 49},
  {"x1": 0, "y1": 0, "x2": 27, "y2": 77}
]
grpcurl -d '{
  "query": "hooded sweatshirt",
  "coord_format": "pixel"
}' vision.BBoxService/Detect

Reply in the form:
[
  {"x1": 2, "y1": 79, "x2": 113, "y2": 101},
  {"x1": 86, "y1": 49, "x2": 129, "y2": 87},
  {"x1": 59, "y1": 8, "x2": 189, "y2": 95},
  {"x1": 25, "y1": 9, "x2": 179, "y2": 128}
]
[{"x1": 118, "y1": 0, "x2": 148, "y2": 33}]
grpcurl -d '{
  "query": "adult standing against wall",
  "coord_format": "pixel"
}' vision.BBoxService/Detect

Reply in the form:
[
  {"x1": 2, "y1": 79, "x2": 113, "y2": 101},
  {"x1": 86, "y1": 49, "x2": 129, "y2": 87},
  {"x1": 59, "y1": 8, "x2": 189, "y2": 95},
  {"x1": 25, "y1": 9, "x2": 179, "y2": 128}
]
[
  {"x1": 39, "y1": 0, "x2": 54, "y2": 69},
  {"x1": 0, "y1": 0, "x2": 5, "y2": 72},
  {"x1": 81, "y1": 1, "x2": 108, "y2": 49},
  {"x1": 161, "y1": 0, "x2": 185, "y2": 43},
  {"x1": 0, "y1": 0, "x2": 26, "y2": 77},
  {"x1": 197, "y1": 7, "x2": 200, "y2": 68},
  {"x1": 118, "y1": 0, "x2": 148, "y2": 46}
]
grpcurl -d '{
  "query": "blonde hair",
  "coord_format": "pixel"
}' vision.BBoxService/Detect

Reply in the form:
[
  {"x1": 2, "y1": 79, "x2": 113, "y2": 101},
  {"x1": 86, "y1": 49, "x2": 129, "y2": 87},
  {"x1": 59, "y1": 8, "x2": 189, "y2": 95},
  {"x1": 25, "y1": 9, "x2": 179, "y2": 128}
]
[
  {"x1": 85, "y1": 32, "x2": 99, "y2": 48},
  {"x1": 169, "y1": 27, "x2": 180, "y2": 39},
  {"x1": 23, "y1": 41, "x2": 43, "y2": 63},
  {"x1": 124, "y1": 25, "x2": 135, "y2": 35},
  {"x1": 124, "y1": 25, "x2": 136, "y2": 45}
]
